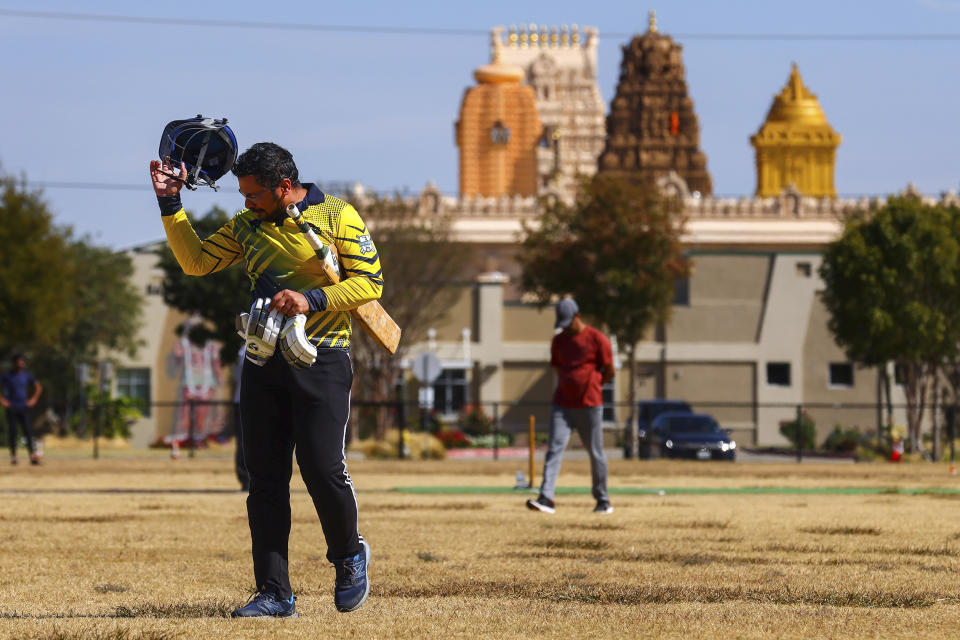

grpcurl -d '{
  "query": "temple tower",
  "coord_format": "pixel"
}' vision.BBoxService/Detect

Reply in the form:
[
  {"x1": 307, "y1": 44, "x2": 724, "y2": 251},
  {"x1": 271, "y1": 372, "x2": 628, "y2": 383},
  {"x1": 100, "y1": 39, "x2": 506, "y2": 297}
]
[
  {"x1": 598, "y1": 11, "x2": 712, "y2": 195},
  {"x1": 751, "y1": 63, "x2": 841, "y2": 197},
  {"x1": 456, "y1": 40, "x2": 542, "y2": 198},
  {"x1": 494, "y1": 24, "x2": 607, "y2": 200}
]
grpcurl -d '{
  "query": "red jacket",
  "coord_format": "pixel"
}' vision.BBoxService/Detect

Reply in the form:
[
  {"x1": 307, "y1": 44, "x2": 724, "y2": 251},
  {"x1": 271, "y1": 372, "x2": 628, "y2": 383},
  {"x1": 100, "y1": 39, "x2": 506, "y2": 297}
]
[{"x1": 550, "y1": 325, "x2": 612, "y2": 408}]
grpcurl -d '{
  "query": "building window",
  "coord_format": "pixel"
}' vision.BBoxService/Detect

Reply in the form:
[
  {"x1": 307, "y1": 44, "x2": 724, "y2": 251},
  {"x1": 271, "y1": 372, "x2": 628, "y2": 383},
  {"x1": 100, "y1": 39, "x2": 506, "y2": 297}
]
[
  {"x1": 828, "y1": 363, "x2": 854, "y2": 388},
  {"x1": 490, "y1": 121, "x2": 510, "y2": 145},
  {"x1": 433, "y1": 369, "x2": 468, "y2": 415},
  {"x1": 766, "y1": 362, "x2": 791, "y2": 387},
  {"x1": 602, "y1": 381, "x2": 615, "y2": 423},
  {"x1": 796, "y1": 262, "x2": 812, "y2": 277},
  {"x1": 894, "y1": 363, "x2": 908, "y2": 385},
  {"x1": 673, "y1": 276, "x2": 690, "y2": 306},
  {"x1": 116, "y1": 367, "x2": 151, "y2": 417}
]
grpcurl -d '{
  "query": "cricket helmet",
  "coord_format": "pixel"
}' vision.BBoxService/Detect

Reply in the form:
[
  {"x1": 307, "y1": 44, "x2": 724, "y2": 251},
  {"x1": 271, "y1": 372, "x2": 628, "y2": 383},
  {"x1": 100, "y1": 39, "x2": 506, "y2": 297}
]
[{"x1": 158, "y1": 115, "x2": 237, "y2": 190}]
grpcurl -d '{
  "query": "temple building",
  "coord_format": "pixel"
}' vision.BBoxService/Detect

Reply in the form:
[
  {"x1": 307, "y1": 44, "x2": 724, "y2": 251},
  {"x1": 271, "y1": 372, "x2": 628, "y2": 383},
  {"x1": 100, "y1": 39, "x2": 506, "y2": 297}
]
[
  {"x1": 455, "y1": 41, "x2": 541, "y2": 198},
  {"x1": 598, "y1": 12, "x2": 712, "y2": 195},
  {"x1": 116, "y1": 17, "x2": 956, "y2": 449},
  {"x1": 494, "y1": 24, "x2": 607, "y2": 201},
  {"x1": 751, "y1": 63, "x2": 842, "y2": 197}
]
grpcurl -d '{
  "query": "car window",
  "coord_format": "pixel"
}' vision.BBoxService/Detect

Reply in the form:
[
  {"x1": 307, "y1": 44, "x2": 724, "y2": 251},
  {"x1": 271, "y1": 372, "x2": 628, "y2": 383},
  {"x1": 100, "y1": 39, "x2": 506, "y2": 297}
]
[
  {"x1": 662, "y1": 416, "x2": 720, "y2": 434},
  {"x1": 642, "y1": 401, "x2": 692, "y2": 422}
]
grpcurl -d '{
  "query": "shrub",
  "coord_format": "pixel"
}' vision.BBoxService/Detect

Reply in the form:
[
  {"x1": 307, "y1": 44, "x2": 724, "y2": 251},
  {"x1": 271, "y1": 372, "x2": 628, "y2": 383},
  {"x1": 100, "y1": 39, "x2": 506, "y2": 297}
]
[
  {"x1": 350, "y1": 428, "x2": 446, "y2": 459},
  {"x1": 459, "y1": 404, "x2": 494, "y2": 436},
  {"x1": 434, "y1": 428, "x2": 472, "y2": 449},
  {"x1": 469, "y1": 432, "x2": 514, "y2": 448},
  {"x1": 779, "y1": 412, "x2": 816, "y2": 449},
  {"x1": 823, "y1": 426, "x2": 863, "y2": 453}
]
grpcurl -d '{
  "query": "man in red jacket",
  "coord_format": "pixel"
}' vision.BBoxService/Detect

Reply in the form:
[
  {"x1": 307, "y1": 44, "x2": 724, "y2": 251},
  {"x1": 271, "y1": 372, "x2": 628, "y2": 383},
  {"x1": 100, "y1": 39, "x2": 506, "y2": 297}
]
[{"x1": 527, "y1": 298, "x2": 615, "y2": 514}]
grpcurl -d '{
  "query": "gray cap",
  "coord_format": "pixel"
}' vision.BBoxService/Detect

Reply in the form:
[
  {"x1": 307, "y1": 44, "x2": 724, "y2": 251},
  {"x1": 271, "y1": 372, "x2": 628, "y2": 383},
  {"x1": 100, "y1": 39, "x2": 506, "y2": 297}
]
[{"x1": 555, "y1": 298, "x2": 579, "y2": 329}]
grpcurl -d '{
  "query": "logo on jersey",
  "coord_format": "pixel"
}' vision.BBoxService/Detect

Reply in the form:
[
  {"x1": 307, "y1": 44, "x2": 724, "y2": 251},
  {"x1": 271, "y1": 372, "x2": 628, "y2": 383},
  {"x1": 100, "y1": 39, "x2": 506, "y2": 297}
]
[{"x1": 357, "y1": 234, "x2": 374, "y2": 255}]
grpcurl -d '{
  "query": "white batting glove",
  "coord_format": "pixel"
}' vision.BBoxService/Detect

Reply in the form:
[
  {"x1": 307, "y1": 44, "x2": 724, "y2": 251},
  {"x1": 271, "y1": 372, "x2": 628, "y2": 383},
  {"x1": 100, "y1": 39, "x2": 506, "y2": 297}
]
[
  {"x1": 279, "y1": 314, "x2": 317, "y2": 369},
  {"x1": 244, "y1": 298, "x2": 282, "y2": 366},
  {"x1": 235, "y1": 312, "x2": 249, "y2": 338}
]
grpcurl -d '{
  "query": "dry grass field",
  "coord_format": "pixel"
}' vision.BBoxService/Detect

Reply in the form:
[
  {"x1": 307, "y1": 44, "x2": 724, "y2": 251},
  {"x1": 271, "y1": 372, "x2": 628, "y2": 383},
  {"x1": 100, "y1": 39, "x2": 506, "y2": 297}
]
[{"x1": 4, "y1": 452, "x2": 960, "y2": 639}]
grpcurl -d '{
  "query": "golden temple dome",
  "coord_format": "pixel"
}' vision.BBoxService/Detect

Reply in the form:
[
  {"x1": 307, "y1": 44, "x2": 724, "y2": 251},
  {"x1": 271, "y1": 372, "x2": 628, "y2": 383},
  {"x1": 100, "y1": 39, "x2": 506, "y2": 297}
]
[{"x1": 763, "y1": 63, "x2": 828, "y2": 125}]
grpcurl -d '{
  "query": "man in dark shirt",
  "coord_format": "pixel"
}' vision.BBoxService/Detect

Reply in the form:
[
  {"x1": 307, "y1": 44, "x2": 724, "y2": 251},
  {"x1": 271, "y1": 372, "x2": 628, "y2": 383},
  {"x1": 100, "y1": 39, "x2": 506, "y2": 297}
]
[
  {"x1": 527, "y1": 299, "x2": 615, "y2": 514},
  {"x1": 0, "y1": 354, "x2": 43, "y2": 465}
]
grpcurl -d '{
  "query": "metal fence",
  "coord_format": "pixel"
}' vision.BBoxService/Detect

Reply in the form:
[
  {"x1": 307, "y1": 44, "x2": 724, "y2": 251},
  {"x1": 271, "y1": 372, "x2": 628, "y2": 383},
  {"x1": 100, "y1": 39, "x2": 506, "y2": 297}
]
[{"x1": 6, "y1": 397, "x2": 958, "y2": 462}]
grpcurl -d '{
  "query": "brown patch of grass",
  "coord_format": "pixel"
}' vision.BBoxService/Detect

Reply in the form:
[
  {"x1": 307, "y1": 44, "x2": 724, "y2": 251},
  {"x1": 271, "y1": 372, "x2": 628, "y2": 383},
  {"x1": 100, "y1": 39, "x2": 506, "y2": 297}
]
[
  {"x1": 113, "y1": 600, "x2": 232, "y2": 618},
  {"x1": 21, "y1": 628, "x2": 180, "y2": 640},
  {"x1": 550, "y1": 522, "x2": 625, "y2": 531},
  {"x1": 540, "y1": 538, "x2": 609, "y2": 551},
  {"x1": 366, "y1": 502, "x2": 488, "y2": 512},
  {"x1": 800, "y1": 526, "x2": 882, "y2": 536},
  {"x1": 376, "y1": 579, "x2": 946, "y2": 608},
  {"x1": 93, "y1": 584, "x2": 128, "y2": 594},
  {"x1": 654, "y1": 519, "x2": 732, "y2": 530},
  {"x1": 755, "y1": 543, "x2": 837, "y2": 554}
]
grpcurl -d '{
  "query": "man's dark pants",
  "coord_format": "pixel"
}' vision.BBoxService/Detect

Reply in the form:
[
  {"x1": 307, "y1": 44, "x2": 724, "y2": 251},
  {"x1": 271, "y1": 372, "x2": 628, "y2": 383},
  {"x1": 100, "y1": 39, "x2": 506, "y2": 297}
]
[
  {"x1": 6, "y1": 407, "x2": 35, "y2": 457},
  {"x1": 240, "y1": 348, "x2": 361, "y2": 600}
]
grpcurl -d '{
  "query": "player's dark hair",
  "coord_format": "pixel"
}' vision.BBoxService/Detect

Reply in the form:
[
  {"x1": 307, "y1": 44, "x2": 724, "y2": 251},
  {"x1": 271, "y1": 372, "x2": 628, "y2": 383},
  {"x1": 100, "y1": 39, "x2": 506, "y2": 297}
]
[
  {"x1": 10, "y1": 353, "x2": 23, "y2": 364},
  {"x1": 231, "y1": 142, "x2": 301, "y2": 189}
]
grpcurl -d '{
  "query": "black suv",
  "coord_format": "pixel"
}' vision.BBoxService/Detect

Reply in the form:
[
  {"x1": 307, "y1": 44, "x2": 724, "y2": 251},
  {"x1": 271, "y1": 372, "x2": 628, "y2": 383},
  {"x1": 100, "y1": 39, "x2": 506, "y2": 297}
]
[{"x1": 623, "y1": 399, "x2": 693, "y2": 458}]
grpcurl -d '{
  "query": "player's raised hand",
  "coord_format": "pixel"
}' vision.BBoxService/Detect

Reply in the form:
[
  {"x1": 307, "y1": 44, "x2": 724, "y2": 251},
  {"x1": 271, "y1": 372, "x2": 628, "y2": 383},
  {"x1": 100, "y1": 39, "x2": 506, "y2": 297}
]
[{"x1": 149, "y1": 157, "x2": 186, "y2": 197}]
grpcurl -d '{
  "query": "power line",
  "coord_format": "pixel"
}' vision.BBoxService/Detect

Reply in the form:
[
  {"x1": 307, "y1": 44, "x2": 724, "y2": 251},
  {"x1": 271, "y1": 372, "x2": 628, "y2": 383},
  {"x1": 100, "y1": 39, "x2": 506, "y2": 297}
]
[
  {"x1": 2, "y1": 8, "x2": 960, "y2": 41},
  {"x1": 32, "y1": 181, "x2": 154, "y2": 192}
]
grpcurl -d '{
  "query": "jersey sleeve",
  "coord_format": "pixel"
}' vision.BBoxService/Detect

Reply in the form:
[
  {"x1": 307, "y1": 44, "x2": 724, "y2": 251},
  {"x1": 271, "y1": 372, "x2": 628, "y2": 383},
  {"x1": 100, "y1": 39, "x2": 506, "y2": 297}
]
[
  {"x1": 597, "y1": 332, "x2": 613, "y2": 368},
  {"x1": 321, "y1": 204, "x2": 383, "y2": 311},
  {"x1": 161, "y1": 210, "x2": 243, "y2": 276}
]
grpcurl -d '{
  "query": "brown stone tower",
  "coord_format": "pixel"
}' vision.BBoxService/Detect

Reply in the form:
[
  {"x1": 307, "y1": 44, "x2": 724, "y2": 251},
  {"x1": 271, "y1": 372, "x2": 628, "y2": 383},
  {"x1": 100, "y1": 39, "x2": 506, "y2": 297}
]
[
  {"x1": 598, "y1": 12, "x2": 712, "y2": 195},
  {"x1": 456, "y1": 40, "x2": 542, "y2": 198}
]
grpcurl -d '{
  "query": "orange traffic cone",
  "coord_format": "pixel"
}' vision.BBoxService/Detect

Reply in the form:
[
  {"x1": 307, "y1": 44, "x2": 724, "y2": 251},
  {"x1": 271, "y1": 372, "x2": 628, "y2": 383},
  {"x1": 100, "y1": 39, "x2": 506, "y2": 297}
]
[
  {"x1": 950, "y1": 463, "x2": 956, "y2": 476},
  {"x1": 171, "y1": 440, "x2": 180, "y2": 460}
]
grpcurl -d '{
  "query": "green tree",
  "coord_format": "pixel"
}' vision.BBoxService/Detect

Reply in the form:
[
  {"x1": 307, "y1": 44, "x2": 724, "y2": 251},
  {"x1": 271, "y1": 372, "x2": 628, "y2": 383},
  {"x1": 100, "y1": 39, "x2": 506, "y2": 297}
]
[
  {"x1": 819, "y1": 196, "x2": 960, "y2": 452},
  {"x1": 350, "y1": 193, "x2": 474, "y2": 439},
  {"x1": 155, "y1": 206, "x2": 248, "y2": 363},
  {"x1": 519, "y1": 173, "x2": 689, "y2": 459},
  {"x1": 32, "y1": 240, "x2": 144, "y2": 423},
  {"x1": 0, "y1": 174, "x2": 75, "y2": 350},
  {"x1": 0, "y1": 172, "x2": 143, "y2": 426}
]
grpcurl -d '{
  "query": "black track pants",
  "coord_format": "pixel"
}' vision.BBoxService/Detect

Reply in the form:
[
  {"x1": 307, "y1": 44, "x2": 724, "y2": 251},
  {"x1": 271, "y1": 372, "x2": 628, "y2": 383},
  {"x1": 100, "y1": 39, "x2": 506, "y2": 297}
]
[
  {"x1": 6, "y1": 408, "x2": 35, "y2": 457},
  {"x1": 239, "y1": 348, "x2": 361, "y2": 599}
]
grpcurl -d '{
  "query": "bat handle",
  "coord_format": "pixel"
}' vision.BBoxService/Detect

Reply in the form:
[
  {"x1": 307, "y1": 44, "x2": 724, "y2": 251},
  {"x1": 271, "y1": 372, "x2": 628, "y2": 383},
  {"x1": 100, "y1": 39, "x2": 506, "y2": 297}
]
[{"x1": 286, "y1": 203, "x2": 330, "y2": 260}]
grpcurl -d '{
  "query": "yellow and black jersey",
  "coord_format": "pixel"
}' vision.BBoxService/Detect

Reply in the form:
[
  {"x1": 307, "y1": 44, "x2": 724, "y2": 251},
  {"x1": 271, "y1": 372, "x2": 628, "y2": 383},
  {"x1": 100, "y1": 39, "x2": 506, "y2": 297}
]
[{"x1": 162, "y1": 184, "x2": 382, "y2": 349}]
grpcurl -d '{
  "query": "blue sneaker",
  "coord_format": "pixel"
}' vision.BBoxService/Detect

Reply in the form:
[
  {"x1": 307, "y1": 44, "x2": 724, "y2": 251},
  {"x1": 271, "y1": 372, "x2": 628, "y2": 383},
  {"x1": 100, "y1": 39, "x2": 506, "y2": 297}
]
[
  {"x1": 333, "y1": 540, "x2": 370, "y2": 612},
  {"x1": 230, "y1": 592, "x2": 297, "y2": 618}
]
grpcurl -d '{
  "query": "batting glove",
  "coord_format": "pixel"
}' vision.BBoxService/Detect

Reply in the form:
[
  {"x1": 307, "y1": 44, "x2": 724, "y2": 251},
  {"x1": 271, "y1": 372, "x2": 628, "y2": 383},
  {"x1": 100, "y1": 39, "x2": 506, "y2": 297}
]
[
  {"x1": 244, "y1": 298, "x2": 282, "y2": 366},
  {"x1": 279, "y1": 314, "x2": 318, "y2": 369}
]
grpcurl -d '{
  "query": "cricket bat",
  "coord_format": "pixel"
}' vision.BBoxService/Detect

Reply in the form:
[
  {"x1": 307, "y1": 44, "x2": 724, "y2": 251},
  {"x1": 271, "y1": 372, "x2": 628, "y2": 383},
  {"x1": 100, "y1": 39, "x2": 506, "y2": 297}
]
[{"x1": 286, "y1": 203, "x2": 401, "y2": 354}]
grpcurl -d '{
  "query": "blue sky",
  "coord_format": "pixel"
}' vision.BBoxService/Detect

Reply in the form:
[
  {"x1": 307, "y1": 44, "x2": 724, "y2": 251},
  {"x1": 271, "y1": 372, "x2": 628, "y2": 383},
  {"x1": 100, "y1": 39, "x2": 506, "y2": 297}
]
[{"x1": 1, "y1": 0, "x2": 958, "y2": 248}]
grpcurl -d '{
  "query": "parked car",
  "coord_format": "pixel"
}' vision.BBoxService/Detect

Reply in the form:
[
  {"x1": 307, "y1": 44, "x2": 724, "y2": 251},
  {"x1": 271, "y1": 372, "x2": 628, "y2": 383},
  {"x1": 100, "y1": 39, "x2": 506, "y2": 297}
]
[
  {"x1": 623, "y1": 399, "x2": 693, "y2": 458},
  {"x1": 649, "y1": 412, "x2": 736, "y2": 461}
]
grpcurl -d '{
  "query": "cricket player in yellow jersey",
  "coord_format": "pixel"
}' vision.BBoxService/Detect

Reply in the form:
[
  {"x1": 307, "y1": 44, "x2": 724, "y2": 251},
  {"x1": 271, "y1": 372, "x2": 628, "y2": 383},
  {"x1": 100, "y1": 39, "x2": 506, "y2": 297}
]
[{"x1": 149, "y1": 142, "x2": 377, "y2": 618}]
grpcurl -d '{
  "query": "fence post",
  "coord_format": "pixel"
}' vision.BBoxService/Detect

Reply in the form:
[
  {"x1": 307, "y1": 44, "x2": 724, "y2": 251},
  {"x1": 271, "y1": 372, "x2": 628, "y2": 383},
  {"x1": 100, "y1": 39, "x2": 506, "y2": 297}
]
[
  {"x1": 528, "y1": 415, "x2": 536, "y2": 488},
  {"x1": 188, "y1": 400, "x2": 196, "y2": 459},
  {"x1": 397, "y1": 398, "x2": 406, "y2": 460},
  {"x1": 93, "y1": 400, "x2": 101, "y2": 460},
  {"x1": 795, "y1": 404, "x2": 803, "y2": 463},
  {"x1": 493, "y1": 402, "x2": 500, "y2": 461},
  {"x1": 949, "y1": 403, "x2": 956, "y2": 465}
]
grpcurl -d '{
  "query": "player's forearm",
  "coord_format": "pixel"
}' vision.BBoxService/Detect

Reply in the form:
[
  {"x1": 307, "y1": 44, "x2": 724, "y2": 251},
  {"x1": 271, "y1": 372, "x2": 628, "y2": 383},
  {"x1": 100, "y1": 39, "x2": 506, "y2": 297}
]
[
  {"x1": 161, "y1": 211, "x2": 220, "y2": 276},
  {"x1": 317, "y1": 276, "x2": 383, "y2": 312}
]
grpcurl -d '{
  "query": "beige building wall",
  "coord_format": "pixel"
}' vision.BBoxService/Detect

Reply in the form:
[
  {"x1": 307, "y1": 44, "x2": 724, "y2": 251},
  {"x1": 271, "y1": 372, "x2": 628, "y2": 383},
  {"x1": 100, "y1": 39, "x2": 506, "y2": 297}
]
[
  {"x1": 802, "y1": 294, "x2": 878, "y2": 441},
  {"x1": 663, "y1": 362, "x2": 756, "y2": 444},
  {"x1": 114, "y1": 243, "x2": 234, "y2": 448}
]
